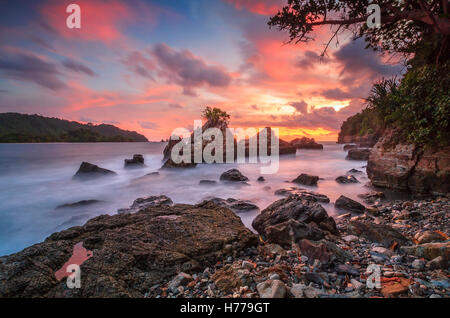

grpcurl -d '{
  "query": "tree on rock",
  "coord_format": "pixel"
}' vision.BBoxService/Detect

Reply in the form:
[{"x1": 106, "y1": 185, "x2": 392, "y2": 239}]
[{"x1": 202, "y1": 107, "x2": 230, "y2": 126}]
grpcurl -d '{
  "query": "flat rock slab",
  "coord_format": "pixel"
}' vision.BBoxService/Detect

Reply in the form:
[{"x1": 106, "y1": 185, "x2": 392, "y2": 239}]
[{"x1": 0, "y1": 201, "x2": 257, "y2": 298}]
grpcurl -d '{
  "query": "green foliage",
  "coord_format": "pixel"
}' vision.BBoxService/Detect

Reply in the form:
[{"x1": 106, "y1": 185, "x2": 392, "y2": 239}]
[
  {"x1": 0, "y1": 113, "x2": 148, "y2": 143},
  {"x1": 338, "y1": 107, "x2": 385, "y2": 142},
  {"x1": 366, "y1": 62, "x2": 450, "y2": 147},
  {"x1": 201, "y1": 106, "x2": 230, "y2": 124}
]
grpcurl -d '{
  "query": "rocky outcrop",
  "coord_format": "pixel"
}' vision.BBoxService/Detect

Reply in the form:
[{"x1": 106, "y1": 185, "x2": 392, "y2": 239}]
[
  {"x1": 346, "y1": 148, "x2": 371, "y2": 161},
  {"x1": 290, "y1": 137, "x2": 323, "y2": 150},
  {"x1": 338, "y1": 133, "x2": 381, "y2": 148},
  {"x1": 200, "y1": 197, "x2": 259, "y2": 212},
  {"x1": 367, "y1": 129, "x2": 450, "y2": 196},
  {"x1": 161, "y1": 123, "x2": 296, "y2": 169},
  {"x1": 252, "y1": 195, "x2": 337, "y2": 247},
  {"x1": 0, "y1": 200, "x2": 258, "y2": 297},
  {"x1": 73, "y1": 162, "x2": 117, "y2": 180},
  {"x1": 124, "y1": 154, "x2": 145, "y2": 168},
  {"x1": 292, "y1": 173, "x2": 319, "y2": 186}
]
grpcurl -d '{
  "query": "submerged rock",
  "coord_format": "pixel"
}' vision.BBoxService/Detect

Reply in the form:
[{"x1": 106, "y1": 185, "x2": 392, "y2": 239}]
[
  {"x1": 117, "y1": 195, "x2": 173, "y2": 214},
  {"x1": 335, "y1": 195, "x2": 366, "y2": 213},
  {"x1": 0, "y1": 200, "x2": 258, "y2": 297},
  {"x1": 335, "y1": 175, "x2": 359, "y2": 184},
  {"x1": 124, "y1": 154, "x2": 145, "y2": 168},
  {"x1": 292, "y1": 173, "x2": 319, "y2": 186},
  {"x1": 73, "y1": 162, "x2": 117, "y2": 180},
  {"x1": 200, "y1": 197, "x2": 259, "y2": 212},
  {"x1": 199, "y1": 180, "x2": 217, "y2": 185},
  {"x1": 220, "y1": 169, "x2": 249, "y2": 182},
  {"x1": 56, "y1": 200, "x2": 103, "y2": 210}
]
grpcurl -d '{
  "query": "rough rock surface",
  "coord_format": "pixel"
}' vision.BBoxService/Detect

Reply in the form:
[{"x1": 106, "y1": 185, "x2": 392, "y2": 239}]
[
  {"x1": 56, "y1": 200, "x2": 103, "y2": 210},
  {"x1": 292, "y1": 173, "x2": 319, "y2": 186},
  {"x1": 347, "y1": 221, "x2": 409, "y2": 247},
  {"x1": 200, "y1": 197, "x2": 259, "y2": 212},
  {"x1": 338, "y1": 133, "x2": 380, "y2": 148},
  {"x1": 367, "y1": 129, "x2": 450, "y2": 196},
  {"x1": 346, "y1": 148, "x2": 371, "y2": 161},
  {"x1": 0, "y1": 201, "x2": 258, "y2": 297},
  {"x1": 73, "y1": 162, "x2": 117, "y2": 180},
  {"x1": 335, "y1": 175, "x2": 359, "y2": 184}
]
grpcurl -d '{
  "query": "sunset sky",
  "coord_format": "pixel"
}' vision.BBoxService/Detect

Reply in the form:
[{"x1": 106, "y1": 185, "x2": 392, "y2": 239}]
[{"x1": 0, "y1": 0, "x2": 403, "y2": 141}]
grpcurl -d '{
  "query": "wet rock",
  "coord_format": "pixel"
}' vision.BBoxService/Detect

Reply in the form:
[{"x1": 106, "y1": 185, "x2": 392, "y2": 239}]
[
  {"x1": 347, "y1": 168, "x2": 363, "y2": 174},
  {"x1": 56, "y1": 200, "x2": 102, "y2": 210},
  {"x1": 212, "y1": 264, "x2": 252, "y2": 293},
  {"x1": 257, "y1": 176, "x2": 266, "y2": 182},
  {"x1": 124, "y1": 154, "x2": 145, "y2": 168},
  {"x1": 347, "y1": 221, "x2": 409, "y2": 247},
  {"x1": 274, "y1": 187, "x2": 330, "y2": 203},
  {"x1": 200, "y1": 197, "x2": 259, "y2": 212},
  {"x1": 357, "y1": 191, "x2": 385, "y2": 204},
  {"x1": 290, "y1": 137, "x2": 323, "y2": 150},
  {"x1": 118, "y1": 195, "x2": 173, "y2": 214},
  {"x1": 292, "y1": 174, "x2": 319, "y2": 186},
  {"x1": 335, "y1": 196, "x2": 366, "y2": 213},
  {"x1": 252, "y1": 195, "x2": 337, "y2": 238},
  {"x1": 343, "y1": 144, "x2": 357, "y2": 151},
  {"x1": 199, "y1": 180, "x2": 217, "y2": 185},
  {"x1": 346, "y1": 148, "x2": 371, "y2": 161},
  {"x1": 400, "y1": 242, "x2": 449, "y2": 261},
  {"x1": 220, "y1": 169, "x2": 249, "y2": 182},
  {"x1": 411, "y1": 259, "x2": 426, "y2": 270},
  {"x1": 73, "y1": 162, "x2": 117, "y2": 180},
  {"x1": 0, "y1": 200, "x2": 258, "y2": 297},
  {"x1": 335, "y1": 175, "x2": 359, "y2": 184},
  {"x1": 256, "y1": 280, "x2": 286, "y2": 298}
]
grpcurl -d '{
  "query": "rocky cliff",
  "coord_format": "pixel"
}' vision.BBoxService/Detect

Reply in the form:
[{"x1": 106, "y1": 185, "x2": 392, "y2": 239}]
[{"x1": 367, "y1": 129, "x2": 450, "y2": 196}]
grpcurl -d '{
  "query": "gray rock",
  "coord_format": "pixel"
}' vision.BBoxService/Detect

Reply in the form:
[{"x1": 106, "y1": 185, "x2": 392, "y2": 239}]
[
  {"x1": 292, "y1": 173, "x2": 319, "y2": 186},
  {"x1": 335, "y1": 196, "x2": 366, "y2": 213},
  {"x1": 256, "y1": 280, "x2": 287, "y2": 298},
  {"x1": 73, "y1": 162, "x2": 117, "y2": 180},
  {"x1": 220, "y1": 169, "x2": 249, "y2": 182}
]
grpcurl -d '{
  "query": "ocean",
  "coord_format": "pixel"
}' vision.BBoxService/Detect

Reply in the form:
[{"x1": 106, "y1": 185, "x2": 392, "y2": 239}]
[{"x1": 0, "y1": 142, "x2": 371, "y2": 256}]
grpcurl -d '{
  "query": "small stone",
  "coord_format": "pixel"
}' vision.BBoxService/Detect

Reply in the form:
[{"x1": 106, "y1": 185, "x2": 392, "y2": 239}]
[
  {"x1": 242, "y1": 261, "x2": 254, "y2": 270},
  {"x1": 269, "y1": 274, "x2": 280, "y2": 281},
  {"x1": 300, "y1": 255, "x2": 309, "y2": 263},
  {"x1": 429, "y1": 294, "x2": 442, "y2": 298},
  {"x1": 411, "y1": 259, "x2": 426, "y2": 270},
  {"x1": 381, "y1": 277, "x2": 411, "y2": 298},
  {"x1": 168, "y1": 272, "x2": 193, "y2": 291},
  {"x1": 342, "y1": 235, "x2": 359, "y2": 243},
  {"x1": 256, "y1": 280, "x2": 287, "y2": 298}
]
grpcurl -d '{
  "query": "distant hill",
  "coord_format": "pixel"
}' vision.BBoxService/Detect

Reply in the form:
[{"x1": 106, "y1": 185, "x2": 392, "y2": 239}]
[{"x1": 0, "y1": 113, "x2": 148, "y2": 143}]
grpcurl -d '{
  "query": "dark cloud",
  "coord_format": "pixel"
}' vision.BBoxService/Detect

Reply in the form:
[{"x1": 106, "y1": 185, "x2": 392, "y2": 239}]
[
  {"x1": 290, "y1": 101, "x2": 308, "y2": 114},
  {"x1": 295, "y1": 51, "x2": 326, "y2": 69},
  {"x1": 62, "y1": 59, "x2": 96, "y2": 77},
  {"x1": 122, "y1": 51, "x2": 155, "y2": 80},
  {"x1": 139, "y1": 121, "x2": 158, "y2": 130},
  {"x1": 30, "y1": 35, "x2": 54, "y2": 51},
  {"x1": 151, "y1": 43, "x2": 232, "y2": 95},
  {"x1": 334, "y1": 38, "x2": 403, "y2": 83},
  {"x1": 0, "y1": 53, "x2": 66, "y2": 90}
]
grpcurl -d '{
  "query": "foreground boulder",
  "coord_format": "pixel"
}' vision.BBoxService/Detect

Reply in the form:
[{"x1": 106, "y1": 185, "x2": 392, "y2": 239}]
[
  {"x1": 0, "y1": 200, "x2": 257, "y2": 297},
  {"x1": 220, "y1": 169, "x2": 249, "y2": 182},
  {"x1": 347, "y1": 221, "x2": 410, "y2": 247},
  {"x1": 367, "y1": 129, "x2": 450, "y2": 196},
  {"x1": 73, "y1": 162, "x2": 117, "y2": 180},
  {"x1": 292, "y1": 173, "x2": 319, "y2": 186},
  {"x1": 290, "y1": 137, "x2": 323, "y2": 150},
  {"x1": 346, "y1": 148, "x2": 371, "y2": 161},
  {"x1": 252, "y1": 195, "x2": 337, "y2": 247},
  {"x1": 124, "y1": 154, "x2": 145, "y2": 168},
  {"x1": 335, "y1": 196, "x2": 366, "y2": 213}
]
